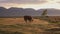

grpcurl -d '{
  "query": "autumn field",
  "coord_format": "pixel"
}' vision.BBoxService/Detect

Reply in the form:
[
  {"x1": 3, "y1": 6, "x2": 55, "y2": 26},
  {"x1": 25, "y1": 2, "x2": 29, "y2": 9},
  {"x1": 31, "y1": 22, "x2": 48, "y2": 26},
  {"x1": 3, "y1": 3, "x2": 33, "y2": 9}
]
[{"x1": 0, "y1": 17, "x2": 60, "y2": 34}]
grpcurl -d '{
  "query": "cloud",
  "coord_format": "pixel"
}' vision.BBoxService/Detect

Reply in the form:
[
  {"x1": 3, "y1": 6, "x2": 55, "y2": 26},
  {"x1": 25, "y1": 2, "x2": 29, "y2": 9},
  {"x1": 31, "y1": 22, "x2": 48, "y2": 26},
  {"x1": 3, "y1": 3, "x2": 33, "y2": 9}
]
[
  {"x1": 56, "y1": 1, "x2": 60, "y2": 4},
  {"x1": 51, "y1": 0, "x2": 60, "y2": 4},
  {"x1": 0, "y1": 0, "x2": 47, "y2": 4}
]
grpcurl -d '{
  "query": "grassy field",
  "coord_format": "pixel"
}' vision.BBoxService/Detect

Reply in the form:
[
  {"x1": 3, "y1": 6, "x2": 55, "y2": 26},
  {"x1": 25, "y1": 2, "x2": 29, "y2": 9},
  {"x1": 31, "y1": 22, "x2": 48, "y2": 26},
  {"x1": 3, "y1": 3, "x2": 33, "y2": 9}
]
[{"x1": 0, "y1": 18, "x2": 60, "y2": 34}]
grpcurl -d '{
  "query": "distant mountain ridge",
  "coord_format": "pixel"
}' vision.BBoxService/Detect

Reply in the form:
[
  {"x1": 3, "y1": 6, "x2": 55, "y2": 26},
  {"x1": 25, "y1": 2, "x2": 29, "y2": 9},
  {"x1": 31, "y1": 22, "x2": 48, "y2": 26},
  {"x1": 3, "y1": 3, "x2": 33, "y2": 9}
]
[{"x1": 0, "y1": 7, "x2": 60, "y2": 17}]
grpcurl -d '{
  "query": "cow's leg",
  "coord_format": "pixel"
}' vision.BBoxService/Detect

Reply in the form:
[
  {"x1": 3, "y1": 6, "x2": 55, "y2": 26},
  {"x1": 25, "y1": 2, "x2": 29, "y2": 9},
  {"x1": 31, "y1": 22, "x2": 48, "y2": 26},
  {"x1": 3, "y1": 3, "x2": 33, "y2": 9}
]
[
  {"x1": 29, "y1": 19, "x2": 32, "y2": 22},
  {"x1": 24, "y1": 18, "x2": 27, "y2": 23},
  {"x1": 25, "y1": 20, "x2": 27, "y2": 23}
]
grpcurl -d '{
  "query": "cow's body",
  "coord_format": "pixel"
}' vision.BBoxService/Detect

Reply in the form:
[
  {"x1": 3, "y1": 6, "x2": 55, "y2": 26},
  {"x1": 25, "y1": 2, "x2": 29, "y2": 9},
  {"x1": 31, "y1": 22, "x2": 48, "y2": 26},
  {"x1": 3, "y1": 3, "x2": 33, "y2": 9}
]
[{"x1": 24, "y1": 16, "x2": 33, "y2": 23}]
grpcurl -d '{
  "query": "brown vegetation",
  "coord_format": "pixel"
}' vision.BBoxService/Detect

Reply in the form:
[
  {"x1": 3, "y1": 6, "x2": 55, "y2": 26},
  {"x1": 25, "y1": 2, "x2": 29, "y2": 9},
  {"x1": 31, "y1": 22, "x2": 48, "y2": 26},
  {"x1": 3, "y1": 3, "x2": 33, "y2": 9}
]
[
  {"x1": 0, "y1": 17, "x2": 60, "y2": 34},
  {"x1": 46, "y1": 16, "x2": 60, "y2": 23}
]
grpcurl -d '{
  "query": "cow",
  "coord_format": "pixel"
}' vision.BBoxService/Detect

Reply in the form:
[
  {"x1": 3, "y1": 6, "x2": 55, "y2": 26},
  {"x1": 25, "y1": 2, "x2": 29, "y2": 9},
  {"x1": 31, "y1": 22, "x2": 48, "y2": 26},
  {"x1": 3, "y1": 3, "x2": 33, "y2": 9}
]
[{"x1": 24, "y1": 16, "x2": 33, "y2": 23}]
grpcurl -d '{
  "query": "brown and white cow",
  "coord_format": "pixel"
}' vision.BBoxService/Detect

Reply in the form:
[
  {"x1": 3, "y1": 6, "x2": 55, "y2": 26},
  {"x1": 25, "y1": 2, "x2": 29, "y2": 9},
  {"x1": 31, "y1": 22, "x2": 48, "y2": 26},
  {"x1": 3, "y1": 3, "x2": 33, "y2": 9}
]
[{"x1": 24, "y1": 16, "x2": 33, "y2": 23}]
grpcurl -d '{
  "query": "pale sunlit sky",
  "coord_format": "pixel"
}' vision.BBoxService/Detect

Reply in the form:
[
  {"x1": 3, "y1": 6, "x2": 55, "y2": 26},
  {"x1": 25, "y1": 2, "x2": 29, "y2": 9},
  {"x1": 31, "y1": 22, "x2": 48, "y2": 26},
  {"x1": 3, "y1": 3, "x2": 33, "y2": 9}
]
[{"x1": 0, "y1": 0, "x2": 60, "y2": 10}]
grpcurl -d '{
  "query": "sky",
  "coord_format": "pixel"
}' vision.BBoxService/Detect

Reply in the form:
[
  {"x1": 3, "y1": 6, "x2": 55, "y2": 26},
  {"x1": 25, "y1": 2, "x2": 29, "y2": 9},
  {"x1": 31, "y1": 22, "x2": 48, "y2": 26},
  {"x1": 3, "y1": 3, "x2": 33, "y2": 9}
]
[{"x1": 0, "y1": 0, "x2": 60, "y2": 10}]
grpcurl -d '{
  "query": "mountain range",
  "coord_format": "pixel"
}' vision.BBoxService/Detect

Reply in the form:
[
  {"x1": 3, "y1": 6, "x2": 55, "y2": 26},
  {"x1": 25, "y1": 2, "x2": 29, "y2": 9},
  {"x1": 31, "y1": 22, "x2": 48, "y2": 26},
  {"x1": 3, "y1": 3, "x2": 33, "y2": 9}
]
[{"x1": 0, "y1": 7, "x2": 60, "y2": 17}]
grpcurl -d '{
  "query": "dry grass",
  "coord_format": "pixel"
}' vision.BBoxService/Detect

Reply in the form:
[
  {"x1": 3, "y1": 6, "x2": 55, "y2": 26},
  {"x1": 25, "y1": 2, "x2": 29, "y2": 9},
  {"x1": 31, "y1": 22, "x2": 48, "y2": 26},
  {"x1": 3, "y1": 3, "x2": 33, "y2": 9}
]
[
  {"x1": 0, "y1": 18, "x2": 60, "y2": 34},
  {"x1": 0, "y1": 18, "x2": 48, "y2": 25}
]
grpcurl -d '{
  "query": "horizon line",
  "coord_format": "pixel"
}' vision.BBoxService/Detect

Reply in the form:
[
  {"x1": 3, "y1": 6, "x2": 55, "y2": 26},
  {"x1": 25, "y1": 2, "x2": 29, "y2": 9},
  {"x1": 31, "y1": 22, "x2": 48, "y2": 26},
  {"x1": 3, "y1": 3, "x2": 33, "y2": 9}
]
[{"x1": 0, "y1": 7, "x2": 60, "y2": 10}]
